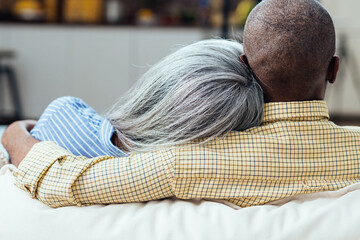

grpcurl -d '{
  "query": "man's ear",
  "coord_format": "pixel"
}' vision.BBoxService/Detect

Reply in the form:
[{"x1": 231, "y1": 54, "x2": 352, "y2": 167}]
[
  {"x1": 327, "y1": 56, "x2": 340, "y2": 84},
  {"x1": 240, "y1": 54, "x2": 251, "y2": 68}
]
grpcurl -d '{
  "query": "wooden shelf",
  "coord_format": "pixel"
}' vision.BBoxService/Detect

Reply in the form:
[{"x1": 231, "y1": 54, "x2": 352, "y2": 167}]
[{"x1": 0, "y1": 21, "x2": 205, "y2": 29}]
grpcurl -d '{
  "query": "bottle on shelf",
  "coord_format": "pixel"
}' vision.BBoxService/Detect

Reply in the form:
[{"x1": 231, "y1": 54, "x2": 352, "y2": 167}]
[
  {"x1": 105, "y1": 0, "x2": 124, "y2": 24},
  {"x1": 44, "y1": 0, "x2": 58, "y2": 22},
  {"x1": 12, "y1": 0, "x2": 45, "y2": 21},
  {"x1": 209, "y1": 0, "x2": 223, "y2": 28},
  {"x1": 64, "y1": 0, "x2": 103, "y2": 24},
  {"x1": 199, "y1": 0, "x2": 210, "y2": 27},
  {"x1": 234, "y1": 0, "x2": 256, "y2": 28}
]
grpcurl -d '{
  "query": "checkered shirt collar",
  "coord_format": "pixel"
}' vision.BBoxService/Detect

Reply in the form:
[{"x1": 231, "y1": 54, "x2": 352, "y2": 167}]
[{"x1": 262, "y1": 100, "x2": 330, "y2": 124}]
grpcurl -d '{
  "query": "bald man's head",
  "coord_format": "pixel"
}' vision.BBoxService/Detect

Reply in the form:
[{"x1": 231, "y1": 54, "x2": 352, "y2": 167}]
[{"x1": 243, "y1": 0, "x2": 337, "y2": 102}]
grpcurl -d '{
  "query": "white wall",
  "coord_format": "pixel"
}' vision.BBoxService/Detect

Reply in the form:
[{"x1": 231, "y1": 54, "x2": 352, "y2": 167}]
[
  {"x1": 0, "y1": 25, "x2": 205, "y2": 118},
  {"x1": 322, "y1": 0, "x2": 360, "y2": 115}
]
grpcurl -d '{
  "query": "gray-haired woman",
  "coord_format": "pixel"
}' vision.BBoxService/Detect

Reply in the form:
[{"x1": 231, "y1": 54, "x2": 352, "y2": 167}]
[{"x1": 30, "y1": 39, "x2": 263, "y2": 157}]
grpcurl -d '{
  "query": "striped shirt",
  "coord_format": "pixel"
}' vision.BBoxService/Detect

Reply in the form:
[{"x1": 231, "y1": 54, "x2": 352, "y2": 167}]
[
  {"x1": 30, "y1": 96, "x2": 126, "y2": 158},
  {"x1": 14, "y1": 101, "x2": 360, "y2": 208}
]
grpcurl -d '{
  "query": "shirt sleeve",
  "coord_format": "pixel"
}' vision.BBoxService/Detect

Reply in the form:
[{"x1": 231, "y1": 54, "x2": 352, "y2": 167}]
[{"x1": 14, "y1": 141, "x2": 175, "y2": 208}]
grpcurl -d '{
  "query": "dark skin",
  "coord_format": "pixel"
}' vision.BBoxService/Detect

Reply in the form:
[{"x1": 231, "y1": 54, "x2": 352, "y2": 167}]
[
  {"x1": 111, "y1": 132, "x2": 128, "y2": 152},
  {"x1": 240, "y1": 55, "x2": 340, "y2": 103},
  {"x1": 242, "y1": 0, "x2": 340, "y2": 103}
]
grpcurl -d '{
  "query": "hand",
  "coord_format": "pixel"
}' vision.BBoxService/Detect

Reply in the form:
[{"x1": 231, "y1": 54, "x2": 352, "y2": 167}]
[{"x1": 1, "y1": 120, "x2": 40, "y2": 167}]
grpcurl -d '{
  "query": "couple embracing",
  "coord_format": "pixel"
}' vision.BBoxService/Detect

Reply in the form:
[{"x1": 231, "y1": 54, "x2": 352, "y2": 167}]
[{"x1": 2, "y1": 0, "x2": 360, "y2": 208}]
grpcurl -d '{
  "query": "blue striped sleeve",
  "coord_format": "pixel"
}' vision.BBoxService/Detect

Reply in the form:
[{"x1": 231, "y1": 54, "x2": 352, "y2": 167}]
[{"x1": 31, "y1": 96, "x2": 127, "y2": 158}]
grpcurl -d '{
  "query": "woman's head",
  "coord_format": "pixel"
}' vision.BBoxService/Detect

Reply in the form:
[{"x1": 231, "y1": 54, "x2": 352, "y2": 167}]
[{"x1": 106, "y1": 39, "x2": 263, "y2": 153}]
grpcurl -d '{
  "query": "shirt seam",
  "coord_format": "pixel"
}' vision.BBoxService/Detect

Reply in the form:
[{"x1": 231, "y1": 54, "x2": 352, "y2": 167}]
[{"x1": 160, "y1": 149, "x2": 176, "y2": 195}]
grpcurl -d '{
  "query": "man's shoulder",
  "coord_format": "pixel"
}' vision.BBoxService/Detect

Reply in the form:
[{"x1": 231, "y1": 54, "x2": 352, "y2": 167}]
[{"x1": 172, "y1": 121, "x2": 360, "y2": 163}]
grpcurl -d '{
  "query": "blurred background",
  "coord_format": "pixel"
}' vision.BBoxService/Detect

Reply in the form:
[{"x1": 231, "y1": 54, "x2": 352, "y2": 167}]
[{"x1": 0, "y1": 0, "x2": 359, "y2": 125}]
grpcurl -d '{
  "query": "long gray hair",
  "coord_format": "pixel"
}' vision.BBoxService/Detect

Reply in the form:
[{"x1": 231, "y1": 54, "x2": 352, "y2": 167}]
[{"x1": 105, "y1": 39, "x2": 263, "y2": 153}]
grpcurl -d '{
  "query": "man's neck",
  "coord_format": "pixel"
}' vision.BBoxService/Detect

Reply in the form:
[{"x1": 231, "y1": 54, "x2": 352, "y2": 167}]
[{"x1": 263, "y1": 88, "x2": 325, "y2": 103}]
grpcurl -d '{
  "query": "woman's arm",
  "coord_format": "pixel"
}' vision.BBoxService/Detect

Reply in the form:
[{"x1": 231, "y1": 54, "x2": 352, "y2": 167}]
[{"x1": 1, "y1": 120, "x2": 40, "y2": 167}]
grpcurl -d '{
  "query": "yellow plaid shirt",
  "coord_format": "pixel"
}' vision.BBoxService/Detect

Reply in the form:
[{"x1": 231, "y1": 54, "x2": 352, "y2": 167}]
[{"x1": 14, "y1": 101, "x2": 360, "y2": 208}]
